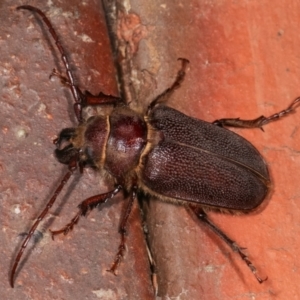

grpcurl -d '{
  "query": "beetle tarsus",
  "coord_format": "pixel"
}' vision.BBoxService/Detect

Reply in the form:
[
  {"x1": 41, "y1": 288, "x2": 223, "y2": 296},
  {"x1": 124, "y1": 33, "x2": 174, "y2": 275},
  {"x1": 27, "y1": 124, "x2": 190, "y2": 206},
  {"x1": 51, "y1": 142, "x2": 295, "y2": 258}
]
[
  {"x1": 107, "y1": 241, "x2": 126, "y2": 275},
  {"x1": 144, "y1": 219, "x2": 158, "y2": 295},
  {"x1": 232, "y1": 242, "x2": 267, "y2": 284},
  {"x1": 49, "y1": 68, "x2": 69, "y2": 85},
  {"x1": 49, "y1": 212, "x2": 80, "y2": 239},
  {"x1": 213, "y1": 97, "x2": 300, "y2": 129}
]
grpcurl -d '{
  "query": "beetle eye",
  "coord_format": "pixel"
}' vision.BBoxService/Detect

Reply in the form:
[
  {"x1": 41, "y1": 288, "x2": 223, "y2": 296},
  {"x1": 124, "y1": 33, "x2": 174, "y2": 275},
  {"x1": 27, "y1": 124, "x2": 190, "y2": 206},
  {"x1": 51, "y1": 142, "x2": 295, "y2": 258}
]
[
  {"x1": 55, "y1": 128, "x2": 76, "y2": 149},
  {"x1": 55, "y1": 144, "x2": 78, "y2": 164}
]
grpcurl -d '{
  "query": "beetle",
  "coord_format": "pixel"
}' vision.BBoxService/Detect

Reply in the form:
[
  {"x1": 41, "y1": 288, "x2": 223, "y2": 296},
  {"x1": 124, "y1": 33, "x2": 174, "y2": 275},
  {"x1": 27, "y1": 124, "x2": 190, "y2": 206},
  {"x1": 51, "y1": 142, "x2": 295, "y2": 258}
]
[{"x1": 10, "y1": 5, "x2": 300, "y2": 288}]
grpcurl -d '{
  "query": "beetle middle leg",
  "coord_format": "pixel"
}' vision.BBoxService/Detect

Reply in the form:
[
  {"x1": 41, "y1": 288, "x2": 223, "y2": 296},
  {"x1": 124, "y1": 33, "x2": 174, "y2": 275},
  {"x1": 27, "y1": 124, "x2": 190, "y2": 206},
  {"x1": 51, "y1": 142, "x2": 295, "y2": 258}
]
[
  {"x1": 107, "y1": 186, "x2": 137, "y2": 275},
  {"x1": 50, "y1": 186, "x2": 122, "y2": 237},
  {"x1": 188, "y1": 205, "x2": 266, "y2": 284},
  {"x1": 213, "y1": 97, "x2": 300, "y2": 129},
  {"x1": 49, "y1": 184, "x2": 136, "y2": 275}
]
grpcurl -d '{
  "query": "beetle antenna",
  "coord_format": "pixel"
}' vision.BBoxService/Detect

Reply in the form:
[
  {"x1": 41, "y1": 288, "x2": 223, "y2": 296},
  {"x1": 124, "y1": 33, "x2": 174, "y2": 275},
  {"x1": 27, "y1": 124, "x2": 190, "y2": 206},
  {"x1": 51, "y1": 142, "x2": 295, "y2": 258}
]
[
  {"x1": 17, "y1": 5, "x2": 82, "y2": 120},
  {"x1": 10, "y1": 155, "x2": 78, "y2": 288}
]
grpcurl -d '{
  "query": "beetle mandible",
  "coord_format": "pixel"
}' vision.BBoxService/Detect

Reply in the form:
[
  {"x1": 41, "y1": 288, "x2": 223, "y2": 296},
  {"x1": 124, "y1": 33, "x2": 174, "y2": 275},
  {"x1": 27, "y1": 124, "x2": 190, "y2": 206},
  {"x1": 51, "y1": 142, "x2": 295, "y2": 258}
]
[{"x1": 11, "y1": 5, "x2": 300, "y2": 288}]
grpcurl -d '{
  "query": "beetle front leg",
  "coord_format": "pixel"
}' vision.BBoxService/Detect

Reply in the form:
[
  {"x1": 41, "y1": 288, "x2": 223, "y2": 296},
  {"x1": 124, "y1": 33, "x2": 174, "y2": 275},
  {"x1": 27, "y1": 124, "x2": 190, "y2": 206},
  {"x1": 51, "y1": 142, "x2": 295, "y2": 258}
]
[
  {"x1": 213, "y1": 97, "x2": 300, "y2": 129},
  {"x1": 50, "y1": 68, "x2": 121, "y2": 122},
  {"x1": 50, "y1": 68, "x2": 120, "y2": 107},
  {"x1": 147, "y1": 58, "x2": 189, "y2": 113},
  {"x1": 188, "y1": 205, "x2": 267, "y2": 284},
  {"x1": 50, "y1": 186, "x2": 122, "y2": 238},
  {"x1": 107, "y1": 186, "x2": 137, "y2": 275}
]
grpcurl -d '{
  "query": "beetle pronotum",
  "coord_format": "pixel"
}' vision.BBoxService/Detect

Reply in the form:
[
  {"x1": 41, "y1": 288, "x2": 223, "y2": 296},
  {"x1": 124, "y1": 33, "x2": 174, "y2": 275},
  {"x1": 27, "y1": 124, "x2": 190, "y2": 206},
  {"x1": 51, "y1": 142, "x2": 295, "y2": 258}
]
[{"x1": 11, "y1": 5, "x2": 300, "y2": 288}]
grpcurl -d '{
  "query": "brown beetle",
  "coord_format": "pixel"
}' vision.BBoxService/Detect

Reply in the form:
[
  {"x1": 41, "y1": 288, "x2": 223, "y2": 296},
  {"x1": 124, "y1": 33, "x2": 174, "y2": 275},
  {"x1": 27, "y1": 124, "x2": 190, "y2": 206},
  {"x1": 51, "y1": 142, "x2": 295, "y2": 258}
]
[{"x1": 11, "y1": 5, "x2": 300, "y2": 288}]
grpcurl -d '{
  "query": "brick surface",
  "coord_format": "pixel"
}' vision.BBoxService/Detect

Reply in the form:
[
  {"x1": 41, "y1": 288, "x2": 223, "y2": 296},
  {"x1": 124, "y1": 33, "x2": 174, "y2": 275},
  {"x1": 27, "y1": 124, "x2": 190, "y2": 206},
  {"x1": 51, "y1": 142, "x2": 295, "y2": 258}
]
[{"x1": 1, "y1": 1, "x2": 300, "y2": 300}]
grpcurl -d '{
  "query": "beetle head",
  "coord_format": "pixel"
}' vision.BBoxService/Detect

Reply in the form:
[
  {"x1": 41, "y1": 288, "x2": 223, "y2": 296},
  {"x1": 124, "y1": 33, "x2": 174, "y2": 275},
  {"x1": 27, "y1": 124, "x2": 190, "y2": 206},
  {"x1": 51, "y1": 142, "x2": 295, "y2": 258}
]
[{"x1": 54, "y1": 128, "x2": 79, "y2": 165}]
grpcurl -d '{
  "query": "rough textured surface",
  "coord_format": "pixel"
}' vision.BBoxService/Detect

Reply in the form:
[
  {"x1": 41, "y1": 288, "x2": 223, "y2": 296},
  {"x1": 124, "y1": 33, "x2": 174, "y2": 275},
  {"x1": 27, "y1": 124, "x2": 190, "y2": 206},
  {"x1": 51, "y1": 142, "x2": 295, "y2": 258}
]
[{"x1": 2, "y1": 1, "x2": 300, "y2": 300}]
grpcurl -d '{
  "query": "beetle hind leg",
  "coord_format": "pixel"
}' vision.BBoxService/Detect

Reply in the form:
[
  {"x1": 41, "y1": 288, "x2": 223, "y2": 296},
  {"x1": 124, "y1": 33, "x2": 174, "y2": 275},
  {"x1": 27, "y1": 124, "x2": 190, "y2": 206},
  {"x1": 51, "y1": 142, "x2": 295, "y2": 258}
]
[
  {"x1": 213, "y1": 97, "x2": 300, "y2": 129},
  {"x1": 50, "y1": 186, "x2": 122, "y2": 238},
  {"x1": 188, "y1": 205, "x2": 267, "y2": 284}
]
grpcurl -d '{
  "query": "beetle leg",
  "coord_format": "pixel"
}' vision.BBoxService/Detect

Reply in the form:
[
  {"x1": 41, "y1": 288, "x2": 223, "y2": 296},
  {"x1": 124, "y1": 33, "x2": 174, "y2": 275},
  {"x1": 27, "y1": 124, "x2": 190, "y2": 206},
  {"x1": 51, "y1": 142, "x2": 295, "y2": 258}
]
[
  {"x1": 49, "y1": 68, "x2": 70, "y2": 86},
  {"x1": 50, "y1": 186, "x2": 122, "y2": 238},
  {"x1": 50, "y1": 67, "x2": 121, "y2": 122},
  {"x1": 50, "y1": 68, "x2": 121, "y2": 107},
  {"x1": 145, "y1": 233, "x2": 158, "y2": 295},
  {"x1": 213, "y1": 97, "x2": 300, "y2": 129},
  {"x1": 147, "y1": 58, "x2": 189, "y2": 113},
  {"x1": 188, "y1": 205, "x2": 267, "y2": 284},
  {"x1": 141, "y1": 212, "x2": 158, "y2": 295},
  {"x1": 107, "y1": 186, "x2": 137, "y2": 275}
]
